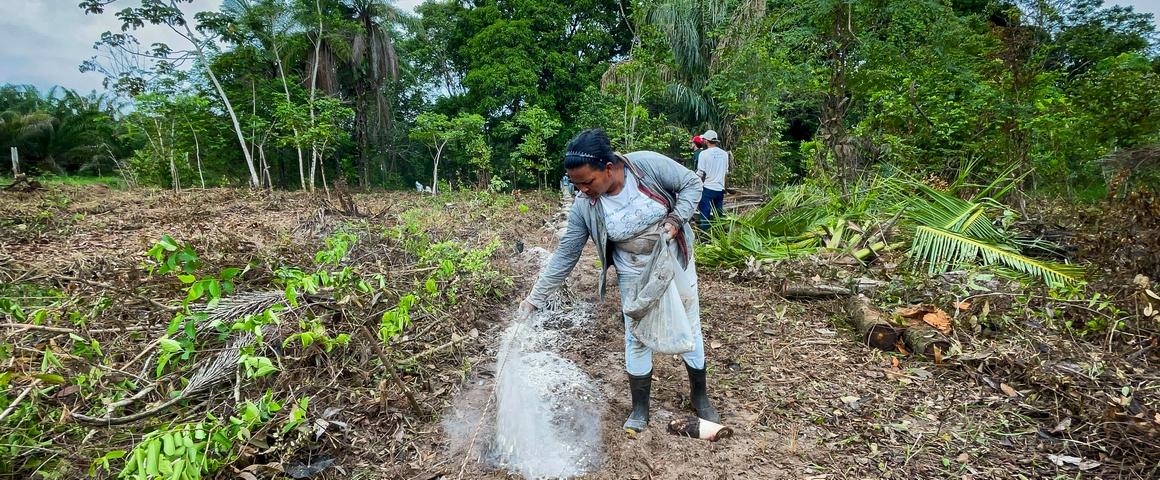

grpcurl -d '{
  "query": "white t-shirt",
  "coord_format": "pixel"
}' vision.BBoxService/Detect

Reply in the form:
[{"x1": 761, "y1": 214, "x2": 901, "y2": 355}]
[
  {"x1": 697, "y1": 146, "x2": 729, "y2": 191},
  {"x1": 601, "y1": 169, "x2": 667, "y2": 276}
]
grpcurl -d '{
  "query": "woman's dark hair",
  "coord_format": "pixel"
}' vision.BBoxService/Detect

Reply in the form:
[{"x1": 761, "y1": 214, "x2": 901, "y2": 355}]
[{"x1": 563, "y1": 128, "x2": 618, "y2": 170}]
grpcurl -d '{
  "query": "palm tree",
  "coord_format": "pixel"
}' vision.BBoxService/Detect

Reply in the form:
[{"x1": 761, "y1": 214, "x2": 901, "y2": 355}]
[
  {"x1": 219, "y1": 0, "x2": 312, "y2": 189},
  {"x1": 613, "y1": 0, "x2": 764, "y2": 141},
  {"x1": 302, "y1": 0, "x2": 406, "y2": 187},
  {"x1": 1, "y1": 86, "x2": 118, "y2": 176}
]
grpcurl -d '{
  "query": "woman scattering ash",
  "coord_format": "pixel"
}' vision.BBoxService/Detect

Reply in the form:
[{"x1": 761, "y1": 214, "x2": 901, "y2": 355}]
[{"x1": 517, "y1": 128, "x2": 721, "y2": 433}]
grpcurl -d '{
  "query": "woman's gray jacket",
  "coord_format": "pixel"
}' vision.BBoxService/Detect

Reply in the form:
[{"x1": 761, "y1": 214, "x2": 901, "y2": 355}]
[{"x1": 526, "y1": 151, "x2": 704, "y2": 308}]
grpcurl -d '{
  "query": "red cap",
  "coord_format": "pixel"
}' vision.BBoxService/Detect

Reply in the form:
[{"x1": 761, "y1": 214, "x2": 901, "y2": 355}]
[{"x1": 691, "y1": 135, "x2": 704, "y2": 145}]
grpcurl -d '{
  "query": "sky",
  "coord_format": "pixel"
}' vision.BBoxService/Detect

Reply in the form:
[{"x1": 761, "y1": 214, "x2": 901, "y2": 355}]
[{"x1": 0, "y1": 0, "x2": 1158, "y2": 95}]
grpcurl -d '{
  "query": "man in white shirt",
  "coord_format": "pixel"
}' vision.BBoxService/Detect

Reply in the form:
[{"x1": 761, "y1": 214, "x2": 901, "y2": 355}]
[{"x1": 695, "y1": 129, "x2": 729, "y2": 230}]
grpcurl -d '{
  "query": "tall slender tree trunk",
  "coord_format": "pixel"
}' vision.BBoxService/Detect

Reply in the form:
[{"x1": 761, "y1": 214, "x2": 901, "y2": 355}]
[
  {"x1": 10, "y1": 147, "x2": 18, "y2": 176},
  {"x1": 310, "y1": 151, "x2": 318, "y2": 191},
  {"x1": 168, "y1": 120, "x2": 179, "y2": 192},
  {"x1": 270, "y1": 31, "x2": 307, "y2": 191},
  {"x1": 819, "y1": 1, "x2": 857, "y2": 194},
  {"x1": 170, "y1": 155, "x2": 180, "y2": 193},
  {"x1": 355, "y1": 87, "x2": 369, "y2": 189},
  {"x1": 259, "y1": 143, "x2": 272, "y2": 192},
  {"x1": 189, "y1": 125, "x2": 204, "y2": 188},
  {"x1": 170, "y1": 0, "x2": 257, "y2": 188},
  {"x1": 432, "y1": 141, "x2": 445, "y2": 196},
  {"x1": 307, "y1": 0, "x2": 323, "y2": 192},
  {"x1": 320, "y1": 139, "x2": 331, "y2": 200},
  {"x1": 250, "y1": 79, "x2": 260, "y2": 188}
]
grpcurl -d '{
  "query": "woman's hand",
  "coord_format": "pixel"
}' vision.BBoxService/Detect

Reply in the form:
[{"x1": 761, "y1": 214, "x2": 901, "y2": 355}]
[
  {"x1": 662, "y1": 216, "x2": 681, "y2": 240},
  {"x1": 516, "y1": 300, "x2": 537, "y2": 322}
]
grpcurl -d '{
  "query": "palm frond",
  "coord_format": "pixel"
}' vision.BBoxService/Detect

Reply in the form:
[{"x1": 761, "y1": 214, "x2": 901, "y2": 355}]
[
  {"x1": 16, "y1": 113, "x2": 57, "y2": 140},
  {"x1": 911, "y1": 226, "x2": 1083, "y2": 286},
  {"x1": 888, "y1": 177, "x2": 1008, "y2": 243},
  {"x1": 665, "y1": 82, "x2": 715, "y2": 125}
]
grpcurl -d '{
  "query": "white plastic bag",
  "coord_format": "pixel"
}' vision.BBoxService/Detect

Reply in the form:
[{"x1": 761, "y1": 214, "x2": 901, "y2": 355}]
[
  {"x1": 621, "y1": 237, "x2": 674, "y2": 320},
  {"x1": 670, "y1": 242, "x2": 696, "y2": 310},
  {"x1": 622, "y1": 238, "x2": 695, "y2": 355},
  {"x1": 631, "y1": 280, "x2": 695, "y2": 354}
]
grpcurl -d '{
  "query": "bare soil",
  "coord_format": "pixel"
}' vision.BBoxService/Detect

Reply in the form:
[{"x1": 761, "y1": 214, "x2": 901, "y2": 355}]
[{"x1": 2, "y1": 186, "x2": 1156, "y2": 480}]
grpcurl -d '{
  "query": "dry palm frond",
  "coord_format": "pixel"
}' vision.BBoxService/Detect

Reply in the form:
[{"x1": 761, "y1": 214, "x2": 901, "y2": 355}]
[
  {"x1": 194, "y1": 290, "x2": 286, "y2": 334},
  {"x1": 75, "y1": 292, "x2": 289, "y2": 426}
]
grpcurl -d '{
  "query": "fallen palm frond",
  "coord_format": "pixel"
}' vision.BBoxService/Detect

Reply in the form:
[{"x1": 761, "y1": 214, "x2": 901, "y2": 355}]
[
  {"x1": 696, "y1": 186, "x2": 829, "y2": 266},
  {"x1": 887, "y1": 173, "x2": 1084, "y2": 286},
  {"x1": 697, "y1": 182, "x2": 893, "y2": 267},
  {"x1": 911, "y1": 225, "x2": 1084, "y2": 286},
  {"x1": 72, "y1": 290, "x2": 290, "y2": 426},
  {"x1": 699, "y1": 166, "x2": 1084, "y2": 286}
]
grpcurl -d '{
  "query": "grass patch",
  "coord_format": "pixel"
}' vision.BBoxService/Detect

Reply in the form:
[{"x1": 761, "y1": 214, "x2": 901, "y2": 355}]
[{"x1": 35, "y1": 175, "x2": 124, "y2": 189}]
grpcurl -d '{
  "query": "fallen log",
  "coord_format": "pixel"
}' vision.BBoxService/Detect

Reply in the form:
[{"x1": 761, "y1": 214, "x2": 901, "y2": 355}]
[
  {"x1": 902, "y1": 325, "x2": 951, "y2": 358},
  {"x1": 845, "y1": 295, "x2": 902, "y2": 351},
  {"x1": 781, "y1": 283, "x2": 854, "y2": 299}
]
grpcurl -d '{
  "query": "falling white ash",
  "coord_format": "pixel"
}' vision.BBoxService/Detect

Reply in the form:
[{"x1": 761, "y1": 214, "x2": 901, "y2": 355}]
[
  {"x1": 491, "y1": 316, "x2": 603, "y2": 479},
  {"x1": 443, "y1": 196, "x2": 604, "y2": 479}
]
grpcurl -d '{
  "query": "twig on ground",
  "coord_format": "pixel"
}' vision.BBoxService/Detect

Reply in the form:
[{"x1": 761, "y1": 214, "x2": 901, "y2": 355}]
[
  {"x1": 0, "y1": 323, "x2": 153, "y2": 335},
  {"x1": 104, "y1": 384, "x2": 158, "y2": 412},
  {"x1": 56, "y1": 275, "x2": 179, "y2": 312},
  {"x1": 0, "y1": 380, "x2": 41, "y2": 422},
  {"x1": 360, "y1": 325, "x2": 425, "y2": 418},
  {"x1": 398, "y1": 337, "x2": 465, "y2": 365}
]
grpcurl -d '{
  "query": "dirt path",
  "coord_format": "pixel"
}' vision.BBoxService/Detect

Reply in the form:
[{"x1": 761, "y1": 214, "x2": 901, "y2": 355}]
[
  {"x1": 436, "y1": 196, "x2": 1062, "y2": 480},
  {"x1": 440, "y1": 198, "x2": 799, "y2": 479}
]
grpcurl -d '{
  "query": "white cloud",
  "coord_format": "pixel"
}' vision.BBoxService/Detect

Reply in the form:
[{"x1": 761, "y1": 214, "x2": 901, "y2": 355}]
[{"x1": 0, "y1": 0, "x2": 223, "y2": 92}]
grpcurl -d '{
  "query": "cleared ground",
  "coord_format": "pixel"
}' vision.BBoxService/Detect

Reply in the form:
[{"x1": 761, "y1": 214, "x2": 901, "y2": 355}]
[{"x1": 1, "y1": 185, "x2": 1156, "y2": 479}]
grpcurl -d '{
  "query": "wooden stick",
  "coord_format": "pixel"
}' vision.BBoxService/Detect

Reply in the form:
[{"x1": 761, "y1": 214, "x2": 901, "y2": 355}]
[
  {"x1": 103, "y1": 384, "x2": 158, "y2": 412},
  {"x1": 398, "y1": 337, "x2": 464, "y2": 365},
  {"x1": 780, "y1": 282, "x2": 854, "y2": 299},
  {"x1": 0, "y1": 380, "x2": 40, "y2": 422},
  {"x1": 0, "y1": 323, "x2": 153, "y2": 335},
  {"x1": 360, "y1": 325, "x2": 425, "y2": 417}
]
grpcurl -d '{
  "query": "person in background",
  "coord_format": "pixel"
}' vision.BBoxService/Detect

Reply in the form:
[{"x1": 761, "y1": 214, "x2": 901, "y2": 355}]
[
  {"x1": 518, "y1": 128, "x2": 721, "y2": 433},
  {"x1": 689, "y1": 135, "x2": 707, "y2": 170},
  {"x1": 560, "y1": 173, "x2": 575, "y2": 197},
  {"x1": 695, "y1": 130, "x2": 729, "y2": 231}
]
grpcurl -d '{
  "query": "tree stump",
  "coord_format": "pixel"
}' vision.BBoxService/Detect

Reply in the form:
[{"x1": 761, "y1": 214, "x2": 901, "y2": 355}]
[
  {"x1": 845, "y1": 295, "x2": 902, "y2": 351},
  {"x1": 2, "y1": 174, "x2": 42, "y2": 193}
]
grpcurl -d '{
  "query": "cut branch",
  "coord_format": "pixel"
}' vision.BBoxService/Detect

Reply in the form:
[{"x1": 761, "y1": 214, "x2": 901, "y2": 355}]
[
  {"x1": 780, "y1": 281, "x2": 854, "y2": 299},
  {"x1": 845, "y1": 295, "x2": 902, "y2": 351},
  {"x1": 902, "y1": 325, "x2": 951, "y2": 358}
]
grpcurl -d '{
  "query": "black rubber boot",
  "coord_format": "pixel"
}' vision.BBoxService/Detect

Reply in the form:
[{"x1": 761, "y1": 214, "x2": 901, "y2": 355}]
[
  {"x1": 623, "y1": 371, "x2": 652, "y2": 433},
  {"x1": 686, "y1": 363, "x2": 720, "y2": 422}
]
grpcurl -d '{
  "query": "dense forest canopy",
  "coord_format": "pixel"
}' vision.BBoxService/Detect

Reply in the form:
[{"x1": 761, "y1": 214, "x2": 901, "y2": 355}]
[{"x1": 1, "y1": 0, "x2": 1157, "y2": 196}]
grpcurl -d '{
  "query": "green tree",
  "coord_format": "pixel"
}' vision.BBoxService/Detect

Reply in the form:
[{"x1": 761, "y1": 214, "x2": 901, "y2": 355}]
[
  {"x1": 80, "y1": 0, "x2": 262, "y2": 187},
  {"x1": 501, "y1": 105, "x2": 562, "y2": 188},
  {"x1": 409, "y1": 112, "x2": 455, "y2": 194},
  {"x1": 0, "y1": 86, "x2": 120, "y2": 176}
]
